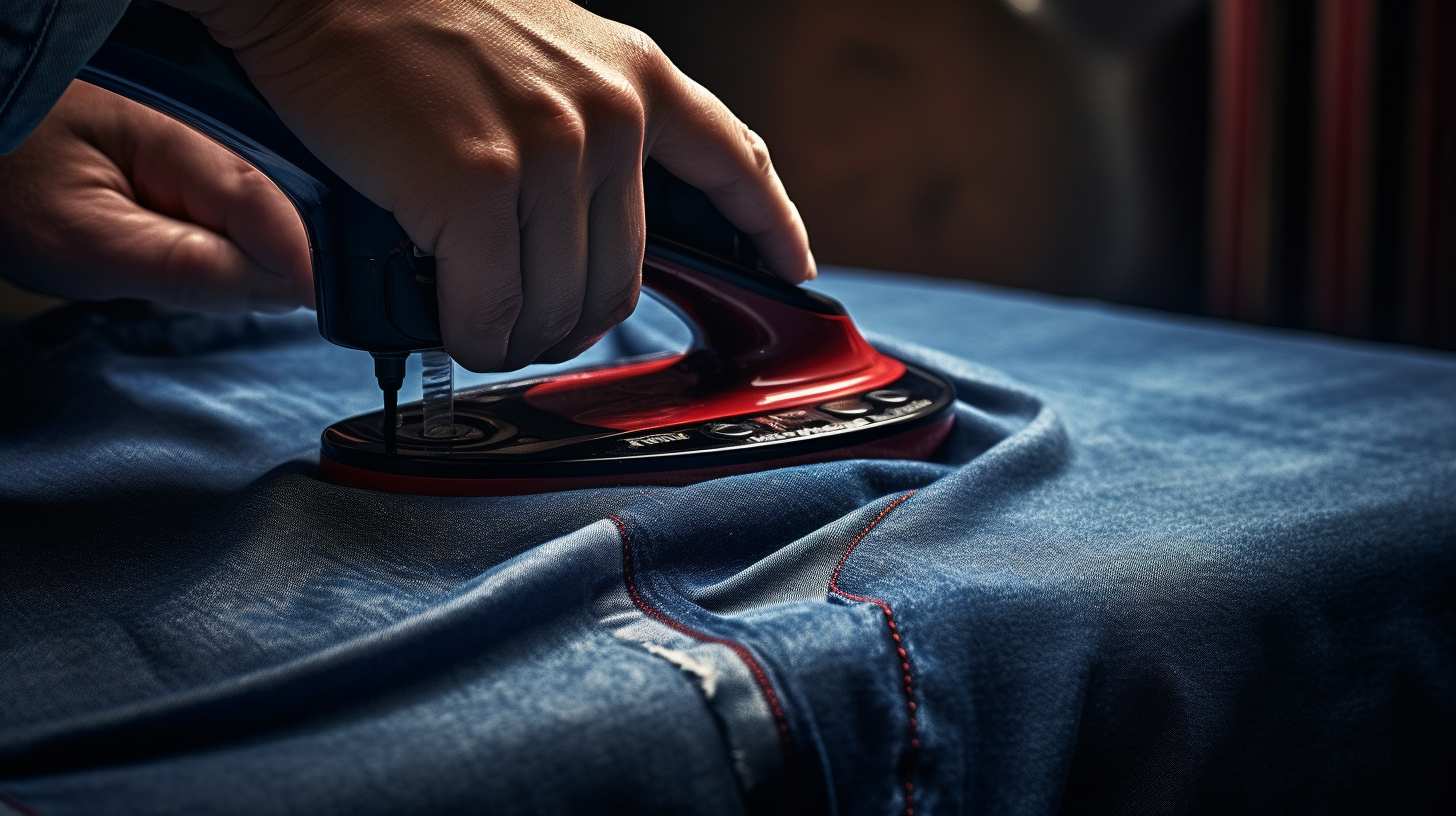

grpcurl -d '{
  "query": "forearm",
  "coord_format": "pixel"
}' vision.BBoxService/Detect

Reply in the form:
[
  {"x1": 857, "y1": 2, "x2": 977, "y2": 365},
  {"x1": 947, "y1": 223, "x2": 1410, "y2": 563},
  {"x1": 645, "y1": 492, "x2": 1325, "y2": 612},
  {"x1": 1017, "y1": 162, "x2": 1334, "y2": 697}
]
[{"x1": 0, "y1": 0, "x2": 130, "y2": 152}]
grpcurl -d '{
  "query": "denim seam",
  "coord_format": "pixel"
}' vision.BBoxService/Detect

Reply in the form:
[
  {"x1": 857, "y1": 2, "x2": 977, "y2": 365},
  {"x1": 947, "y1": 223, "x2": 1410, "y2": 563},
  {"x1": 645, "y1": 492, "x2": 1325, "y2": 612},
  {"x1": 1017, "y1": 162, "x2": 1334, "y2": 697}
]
[
  {"x1": 608, "y1": 514, "x2": 795, "y2": 760},
  {"x1": 828, "y1": 491, "x2": 920, "y2": 816}
]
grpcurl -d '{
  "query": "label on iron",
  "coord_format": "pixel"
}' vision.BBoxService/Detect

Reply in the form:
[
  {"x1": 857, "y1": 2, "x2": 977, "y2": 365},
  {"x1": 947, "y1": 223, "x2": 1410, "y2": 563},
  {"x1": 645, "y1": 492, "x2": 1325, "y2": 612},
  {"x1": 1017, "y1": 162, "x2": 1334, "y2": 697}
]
[
  {"x1": 748, "y1": 417, "x2": 871, "y2": 443},
  {"x1": 871, "y1": 399, "x2": 933, "y2": 421},
  {"x1": 622, "y1": 431, "x2": 691, "y2": 448},
  {"x1": 754, "y1": 409, "x2": 824, "y2": 431}
]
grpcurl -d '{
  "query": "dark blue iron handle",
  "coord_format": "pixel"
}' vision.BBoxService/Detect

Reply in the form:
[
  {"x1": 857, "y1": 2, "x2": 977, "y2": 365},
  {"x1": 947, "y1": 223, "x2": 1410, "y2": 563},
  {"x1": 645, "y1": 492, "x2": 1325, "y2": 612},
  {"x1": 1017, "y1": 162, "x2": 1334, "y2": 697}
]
[{"x1": 80, "y1": 5, "x2": 437, "y2": 353}]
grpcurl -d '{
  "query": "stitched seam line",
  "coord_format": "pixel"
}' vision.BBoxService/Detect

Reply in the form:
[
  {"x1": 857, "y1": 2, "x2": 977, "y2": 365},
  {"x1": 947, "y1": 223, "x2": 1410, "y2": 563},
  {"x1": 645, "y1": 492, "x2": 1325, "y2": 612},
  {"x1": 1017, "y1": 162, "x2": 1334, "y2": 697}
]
[
  {"x1": 828, "y1": 491, "x2": 920, "y2": 816},
  {"x1": 609, "y1": 514, "x2": 794, "y2": 759}
]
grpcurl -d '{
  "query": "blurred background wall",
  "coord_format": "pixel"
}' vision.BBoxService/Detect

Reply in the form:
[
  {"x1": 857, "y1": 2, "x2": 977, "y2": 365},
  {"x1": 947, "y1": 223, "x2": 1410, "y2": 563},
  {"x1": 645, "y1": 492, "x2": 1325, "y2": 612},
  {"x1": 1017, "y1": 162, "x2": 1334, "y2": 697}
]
[{"x1": 598, "y1": 0, "x2": 1454, "y2": 349}]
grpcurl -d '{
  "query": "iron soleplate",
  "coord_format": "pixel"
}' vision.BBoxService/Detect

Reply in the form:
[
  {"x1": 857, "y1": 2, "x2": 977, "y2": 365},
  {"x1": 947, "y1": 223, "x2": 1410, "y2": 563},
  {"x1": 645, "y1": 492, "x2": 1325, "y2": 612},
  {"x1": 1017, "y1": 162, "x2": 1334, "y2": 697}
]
[{"x1": 320, "y1": 357, "x2": 955, "y2": 495}]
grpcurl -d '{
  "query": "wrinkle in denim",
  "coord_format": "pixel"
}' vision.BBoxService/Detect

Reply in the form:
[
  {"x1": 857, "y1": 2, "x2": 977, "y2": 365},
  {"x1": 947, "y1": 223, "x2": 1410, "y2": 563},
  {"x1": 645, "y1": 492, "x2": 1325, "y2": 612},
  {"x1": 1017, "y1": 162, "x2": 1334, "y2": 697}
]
[{"x1": 2, "y1": 271, "x2": 1454, "y2": 815}]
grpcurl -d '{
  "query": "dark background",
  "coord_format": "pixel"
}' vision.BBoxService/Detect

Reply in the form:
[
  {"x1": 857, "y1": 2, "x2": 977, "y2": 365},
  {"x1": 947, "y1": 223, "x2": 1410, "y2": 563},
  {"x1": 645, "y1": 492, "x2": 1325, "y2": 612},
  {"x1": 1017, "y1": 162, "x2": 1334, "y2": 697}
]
[
  {"x1": 0, "y1": 1, "x2": 1445, "y2": 349},
  {"x1": 598, "y1": 0, "x2": 1455, "y2": 349}
]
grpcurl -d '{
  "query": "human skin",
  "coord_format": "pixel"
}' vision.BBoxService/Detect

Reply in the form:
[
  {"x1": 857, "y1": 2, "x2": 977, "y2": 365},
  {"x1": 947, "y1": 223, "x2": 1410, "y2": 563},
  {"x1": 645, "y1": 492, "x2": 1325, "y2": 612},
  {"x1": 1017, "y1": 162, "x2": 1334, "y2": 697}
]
[
  {"x1": 0, "y1": 0, "x2": 816, "y2": 370},
  {"x1": 0, "y1": 81, "x2": 314, "y2": 314}
]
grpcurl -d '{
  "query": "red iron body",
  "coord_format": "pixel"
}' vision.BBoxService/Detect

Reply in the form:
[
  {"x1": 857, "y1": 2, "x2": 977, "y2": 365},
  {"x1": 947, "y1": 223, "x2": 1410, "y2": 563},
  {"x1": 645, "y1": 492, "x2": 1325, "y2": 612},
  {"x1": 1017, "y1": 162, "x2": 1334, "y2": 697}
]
[{"x1": 320, "y1": 242, "x2": 956, "y2": 495}]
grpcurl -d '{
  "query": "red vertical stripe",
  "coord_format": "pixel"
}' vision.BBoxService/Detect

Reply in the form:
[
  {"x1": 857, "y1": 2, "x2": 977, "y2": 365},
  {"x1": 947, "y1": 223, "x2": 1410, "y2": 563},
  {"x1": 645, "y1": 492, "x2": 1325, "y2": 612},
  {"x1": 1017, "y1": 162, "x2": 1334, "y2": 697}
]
[
  {"x1": 1210, "y1": 0, "x2": 1265, "y2": 320},
  {"x1": 1312, "y1": 0, "x2": 1375, "y2": 335}
]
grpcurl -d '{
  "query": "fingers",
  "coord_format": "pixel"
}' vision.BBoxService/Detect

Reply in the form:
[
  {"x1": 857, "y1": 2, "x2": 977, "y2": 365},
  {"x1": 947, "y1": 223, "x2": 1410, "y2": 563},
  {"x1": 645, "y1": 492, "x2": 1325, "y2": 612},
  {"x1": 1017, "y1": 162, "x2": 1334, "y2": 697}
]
[
  {"x1": 503, "y1": 162, "x2": 590, "y2": 370},
  {"x1": 439, "y1": 163, "x2": 638, "y2": 372},
  {"x1": 0, "y1": 81, "x2": 314, "y2": 313},
  {"x1": 540, "y1": 166, "x2": 644, "y2": 363},
  {"x1": 425, "y1": 83, "x2": 647, "y2": 372},
  {"x1": 60, "y1": 186, "x2": 307, "y2": 313},
  {"x1": 430, "y1": 157, "x2": 524, "y2": 373},
  {"x1": 646, "y1": 71, "x2": 816, "y2": 283},
  {"x1": 113, "y1": 83, "x2": 315, "y2": 308}
]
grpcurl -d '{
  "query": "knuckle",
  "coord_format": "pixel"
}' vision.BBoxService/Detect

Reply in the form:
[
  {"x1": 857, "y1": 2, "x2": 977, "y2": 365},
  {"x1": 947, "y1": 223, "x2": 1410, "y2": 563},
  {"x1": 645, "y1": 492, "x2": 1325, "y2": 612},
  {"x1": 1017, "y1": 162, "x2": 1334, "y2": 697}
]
[
  {"x1": 618, "y1": 27, "x2": 666, "y2": 75},
  {"x1": 516, "y1": 92, "x2": 587, "y2": 160},
  {"x1": 230, "y1": 165, "x2": 291, "y2": 220},
  {"x1": 544, "y1": 115, "x2": 589, "y2": 160},
  {"x1": 456, "y1": 140, "x2": 522, "y2": 187},
  {"x1": 234, "y1": 163, "x2": 277, "y2": 199},
  {"x1": 580, "y1": 79, "x2": 646, "y2": 134},
  {"x1": 742, "y1": 126, "x2": 774, "y2": 176}
]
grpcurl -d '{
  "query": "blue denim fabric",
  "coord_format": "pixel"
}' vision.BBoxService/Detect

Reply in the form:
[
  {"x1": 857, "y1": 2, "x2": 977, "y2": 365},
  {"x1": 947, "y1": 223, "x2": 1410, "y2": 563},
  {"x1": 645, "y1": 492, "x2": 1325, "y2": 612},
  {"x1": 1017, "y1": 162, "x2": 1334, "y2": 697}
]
[
  {"x1": 0, "y1": 0, "x2": 130, "y2": 152},
  {"x1": 1, "y1": 272, "x2": 1454, "y2": 814}
]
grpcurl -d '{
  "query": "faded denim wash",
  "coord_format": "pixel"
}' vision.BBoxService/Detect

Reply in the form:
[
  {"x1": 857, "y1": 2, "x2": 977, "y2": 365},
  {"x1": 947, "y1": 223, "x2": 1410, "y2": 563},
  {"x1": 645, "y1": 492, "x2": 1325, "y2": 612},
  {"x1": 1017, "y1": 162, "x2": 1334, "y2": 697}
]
[{"x1": 2, "y1": 271, "x2": 1454, "y2": 814}]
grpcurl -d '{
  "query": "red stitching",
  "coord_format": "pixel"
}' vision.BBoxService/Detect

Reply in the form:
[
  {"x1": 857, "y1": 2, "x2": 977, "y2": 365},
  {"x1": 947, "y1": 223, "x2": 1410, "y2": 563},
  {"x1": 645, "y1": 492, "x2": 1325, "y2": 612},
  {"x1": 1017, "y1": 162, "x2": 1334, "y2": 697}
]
[
  {"x1": 609, "y1": 515, "x2": 795, "y2": 759},
  {"x1": 828, "y1": 491, "x2": 920, "y2": 816}
]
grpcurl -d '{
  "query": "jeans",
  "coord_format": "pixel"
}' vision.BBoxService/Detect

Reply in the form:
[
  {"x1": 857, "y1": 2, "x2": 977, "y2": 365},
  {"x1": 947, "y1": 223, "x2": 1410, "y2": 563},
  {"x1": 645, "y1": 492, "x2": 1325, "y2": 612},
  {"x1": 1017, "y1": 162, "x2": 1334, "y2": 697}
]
[{"x1": 2, "y1": 271, "x2": 1454, "y2": 814}]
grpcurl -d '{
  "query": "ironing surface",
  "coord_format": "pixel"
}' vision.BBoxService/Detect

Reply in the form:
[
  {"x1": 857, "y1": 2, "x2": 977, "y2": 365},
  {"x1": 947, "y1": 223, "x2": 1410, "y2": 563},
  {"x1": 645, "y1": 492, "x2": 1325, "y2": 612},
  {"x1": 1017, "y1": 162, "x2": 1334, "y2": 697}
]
[{"x1": 2, "y1": 270, "x2": 1455, "y2": 813}]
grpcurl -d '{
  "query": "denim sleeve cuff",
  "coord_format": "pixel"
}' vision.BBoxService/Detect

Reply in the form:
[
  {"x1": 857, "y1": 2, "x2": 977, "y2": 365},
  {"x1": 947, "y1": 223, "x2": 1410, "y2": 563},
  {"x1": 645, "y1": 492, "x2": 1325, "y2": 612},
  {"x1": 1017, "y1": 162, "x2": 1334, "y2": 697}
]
[{"x1": 0, "y1": 0, "x2": 132, "y2": 153}]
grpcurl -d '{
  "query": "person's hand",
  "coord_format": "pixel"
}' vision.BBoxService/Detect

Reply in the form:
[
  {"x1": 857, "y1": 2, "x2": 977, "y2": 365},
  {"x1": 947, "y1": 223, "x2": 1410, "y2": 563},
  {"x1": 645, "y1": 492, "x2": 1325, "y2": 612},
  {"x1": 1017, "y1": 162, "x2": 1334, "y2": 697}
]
[
  {"x1": 164, "y1": 0, "x2": 816, "y2": 371},
  {"x1": 0, "y1": 81, "x2": 312, "y2": 313}
]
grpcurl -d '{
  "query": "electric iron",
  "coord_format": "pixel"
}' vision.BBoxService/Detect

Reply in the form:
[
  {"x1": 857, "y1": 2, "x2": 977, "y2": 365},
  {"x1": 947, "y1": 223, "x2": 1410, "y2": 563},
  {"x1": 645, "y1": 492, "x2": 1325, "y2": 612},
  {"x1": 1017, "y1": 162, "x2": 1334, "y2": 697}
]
[{"x1": 81, "y1": 7, "x2": 954, "y2": 495}]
